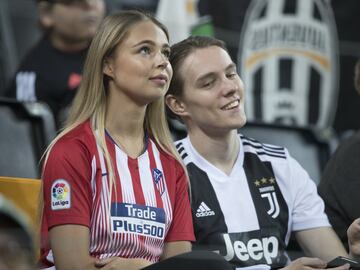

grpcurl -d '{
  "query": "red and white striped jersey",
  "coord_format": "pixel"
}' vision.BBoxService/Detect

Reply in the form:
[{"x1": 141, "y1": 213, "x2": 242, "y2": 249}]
[{"x1": 40, "y1": 121, "x2": 194, "y2": 268}]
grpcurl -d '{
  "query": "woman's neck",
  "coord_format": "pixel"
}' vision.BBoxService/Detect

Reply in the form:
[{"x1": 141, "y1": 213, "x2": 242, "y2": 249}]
[
  {"x1": 105, "y1": 91, "x2": 147, "y2": 158},
  {"x1": 188, "y1": 129, "x2": 240, "y2": 175}
]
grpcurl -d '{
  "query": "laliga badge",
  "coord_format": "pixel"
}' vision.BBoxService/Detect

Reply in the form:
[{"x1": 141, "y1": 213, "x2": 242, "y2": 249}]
[{"x1": 51, "y1": 179, "x2": 71, "y2": 210}]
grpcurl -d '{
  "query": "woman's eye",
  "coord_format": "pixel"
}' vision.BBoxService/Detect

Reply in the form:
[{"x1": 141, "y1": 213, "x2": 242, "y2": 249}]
[
  {"x1": 162, "y1": 49, "x2": 171, "y2": 59},
  {"x1": 139, "y1": 46, "x2": 151, "y2": 55}
]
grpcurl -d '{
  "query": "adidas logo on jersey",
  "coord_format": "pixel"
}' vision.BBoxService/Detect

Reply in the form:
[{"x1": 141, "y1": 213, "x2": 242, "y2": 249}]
[{"x1": 196, "y1": 202, "x2": 215, "y2": 217}]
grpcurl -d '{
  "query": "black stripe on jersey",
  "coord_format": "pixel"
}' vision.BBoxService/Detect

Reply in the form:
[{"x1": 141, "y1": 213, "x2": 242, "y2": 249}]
[
  {"x1": 241, "y1": 136, "x2": 286, "y2": 159},
  {"x1": 178, "y1": 146, "x2": 185, "y2": 155},
  {"x1": 241, "y1": 135, "x2": 284, "y2": 151},
  {"x1": 243, "y1": 152, "x2": 289, "y2": 268},
  {"x1": 242, "y1": 141, "x2": 285, "y2": 155},
  {"x1": 175, "y1": 142, "x2": 188, "y2": 159},
  {"x1": 254, "y1": 151, "x2": 287, "y2": 159},
  {"x1": 187, "y1": 162, "x2": 228, "y2": 244},
  {"x1": 175, "y1": 142, "x2": 183, "y2": 149}
]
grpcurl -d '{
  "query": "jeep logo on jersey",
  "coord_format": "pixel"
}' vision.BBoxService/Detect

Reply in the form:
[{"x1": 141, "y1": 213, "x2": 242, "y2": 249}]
[
  {"x1": 222, "y1": 234, "x2": 278, "y2": 265},
  {"x1": 110, "y1": 203, "x2": 166, "y2": 239},
  {"x1": 238, "y1": 0, "x2": 338, "y2": 128},
  {"x1": 255, "y1": 177, "x2": 280, "y2": 218}
]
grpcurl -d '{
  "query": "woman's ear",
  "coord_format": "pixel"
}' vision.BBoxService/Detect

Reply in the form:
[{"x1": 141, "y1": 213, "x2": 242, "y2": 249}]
[
  {"x1": 103, "y1": 58, "x2": 114, "y2": 78},
  {"x1": 165, "y1": 94, "x2": 188, "y2": 118}
]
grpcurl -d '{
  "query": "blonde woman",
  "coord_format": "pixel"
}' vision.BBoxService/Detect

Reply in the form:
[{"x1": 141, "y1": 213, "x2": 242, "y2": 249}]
[{"x1": 39, "y1": 10, "x2": 194, "y2": 270}]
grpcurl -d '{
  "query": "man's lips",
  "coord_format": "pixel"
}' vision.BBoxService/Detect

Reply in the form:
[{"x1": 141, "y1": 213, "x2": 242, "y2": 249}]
[{"x1": 221, "y1": 99, "x2": 240, "y2": 110}]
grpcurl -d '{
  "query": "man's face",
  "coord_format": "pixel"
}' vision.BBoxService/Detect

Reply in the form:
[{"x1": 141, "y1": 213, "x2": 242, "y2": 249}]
[
  {"x1": 177, "y1": 46, "x2": 247, "y2": 135},
  {"x1": 44, "y1": 0, "x2": 105, "y2": 44}
]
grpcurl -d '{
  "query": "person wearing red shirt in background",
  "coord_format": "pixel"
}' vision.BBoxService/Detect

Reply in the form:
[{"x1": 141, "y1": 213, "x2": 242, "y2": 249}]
[{"x1": 6, "y1": 0, "x2": 105, "y2": 128}]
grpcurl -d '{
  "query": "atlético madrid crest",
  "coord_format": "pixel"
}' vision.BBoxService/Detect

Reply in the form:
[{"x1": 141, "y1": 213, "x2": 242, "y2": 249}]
[{"x1": 238, "y1": 0, "x2": 338, "y2": 128}]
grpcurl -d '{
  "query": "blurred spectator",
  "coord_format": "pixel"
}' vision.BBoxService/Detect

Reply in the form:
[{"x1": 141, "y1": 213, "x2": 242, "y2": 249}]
[
  {"x1": 5, "y1": 0, "x2": 105, "y2": 129},
  {"x1": 0, "y1": 194, "x2": 34, "y2": 270},
  {"x1": 318, "y1": 59, "x2": 360, "y2": 250}
]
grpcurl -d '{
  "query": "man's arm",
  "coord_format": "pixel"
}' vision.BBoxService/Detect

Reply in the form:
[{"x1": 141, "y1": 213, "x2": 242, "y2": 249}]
[{"x1": 295, "y1": 227, "x2": 348, "y2": 261}]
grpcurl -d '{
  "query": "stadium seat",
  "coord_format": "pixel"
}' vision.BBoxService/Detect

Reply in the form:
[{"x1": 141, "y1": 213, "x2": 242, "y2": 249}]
[
  {"x1": 240, "y1": 121, "x2": 336, "y2": 185},
  {"x1": 0, "y1": 98, "x2": 56, "y2": 178},
  {"x1": 0, "y1": 176, "x2": 41, "y2": 231},
  {"x1": 0, "y1": 176, "x2": 41, "y2": 261}
]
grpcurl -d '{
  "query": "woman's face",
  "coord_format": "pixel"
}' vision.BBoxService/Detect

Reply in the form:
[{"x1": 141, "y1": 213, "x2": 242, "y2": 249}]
[
  {"x1": 173, "y1": 46, "x2": 246, "y2": 135},
  {"x1": 104, "y1": 20, "x2": 172, "y2": 106}
]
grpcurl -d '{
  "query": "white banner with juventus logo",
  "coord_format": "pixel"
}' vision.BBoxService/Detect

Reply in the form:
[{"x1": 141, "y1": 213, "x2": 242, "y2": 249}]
[{"x1": 238, "y1": 0, "x2": 338, "y2": 128}]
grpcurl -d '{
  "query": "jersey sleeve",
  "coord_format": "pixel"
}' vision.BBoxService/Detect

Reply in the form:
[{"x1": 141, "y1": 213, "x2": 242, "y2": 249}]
[
  {"x1": 287, "y1": 151, "x2": 330, "y2": 231},
  {"x1": 42, "y1": 137, "x2": 93, "y2": 229},
  {"x1": 165, "y1": 161, "x2": 195, "y2": 242}
]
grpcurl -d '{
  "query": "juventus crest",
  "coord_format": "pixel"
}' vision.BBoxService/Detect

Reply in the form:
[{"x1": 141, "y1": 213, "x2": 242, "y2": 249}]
[
  {"x1": 238, "y1": 0, "x2": 338, "y2": 128},
  {"x1": 254, "y1": 177, "x2": 280, "y2": 218}
]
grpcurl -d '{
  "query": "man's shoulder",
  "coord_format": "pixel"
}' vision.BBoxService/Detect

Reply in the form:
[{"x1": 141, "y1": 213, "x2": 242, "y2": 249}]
[{"x1": 239, "y1": 134, "x2": 287, "y2": 161}]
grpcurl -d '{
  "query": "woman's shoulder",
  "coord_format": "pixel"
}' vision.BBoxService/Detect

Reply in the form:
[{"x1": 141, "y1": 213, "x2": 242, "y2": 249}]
[{"x1": 52, "y1": 121, "x2": 96, "y2": 155}]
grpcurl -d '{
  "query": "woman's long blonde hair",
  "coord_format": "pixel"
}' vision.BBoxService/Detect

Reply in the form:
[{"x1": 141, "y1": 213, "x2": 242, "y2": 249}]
[{"x1": 40, "y1": 10, "x2": 183, "y2": 219}]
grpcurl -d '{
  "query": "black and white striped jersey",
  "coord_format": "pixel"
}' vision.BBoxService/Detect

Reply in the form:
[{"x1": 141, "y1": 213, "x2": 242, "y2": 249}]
[{"x1": 175, "y1": 134, "x2": 330, "y2": 270}]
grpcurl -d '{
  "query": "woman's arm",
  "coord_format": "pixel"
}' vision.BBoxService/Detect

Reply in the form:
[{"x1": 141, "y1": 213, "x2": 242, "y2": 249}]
[
  {"x1": 50, "y1": 224, "x2": 153, "y2": 270},
  {"x1": 160, "y1": 241, "x2": 192, "y2": 260},
  {"x1": 49, "y1": 224, "x2": 96, "y2": 270}
]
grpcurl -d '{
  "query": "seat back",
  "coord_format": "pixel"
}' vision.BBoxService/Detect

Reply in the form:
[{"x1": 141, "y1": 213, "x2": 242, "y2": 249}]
[
  {"x1": 0, "y1": 98, "x2": 56, "y2": 178},
  {"x1": 0, "y1": 176, "x2": 41, "y2": 261},
  {"x1": 0, "y1": 176, "x2": 41, "y2": 232},
  {"x1": 240, "y1": 121, "x2": 335, "y2": 185}
]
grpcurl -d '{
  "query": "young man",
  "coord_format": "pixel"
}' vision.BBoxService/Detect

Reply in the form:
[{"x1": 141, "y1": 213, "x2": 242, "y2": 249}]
[
  {"x1": 6, "y1": 0, "x2": 105, "y2": 128},
  {"x1": 165, "y1": 35, "x2": 360, "y2": 270}
]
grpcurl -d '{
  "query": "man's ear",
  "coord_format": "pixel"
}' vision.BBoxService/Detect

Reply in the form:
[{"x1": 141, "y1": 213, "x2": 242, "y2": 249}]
[
  {"x1": 38, "y1": 2, "x2": 54, "y2": 29},
  {"x1": 165, "y1": 94, "x2": 188, "y2": 118},
  {"x1": 103, "y1": 58, "x2": 114, "y2": 78}
]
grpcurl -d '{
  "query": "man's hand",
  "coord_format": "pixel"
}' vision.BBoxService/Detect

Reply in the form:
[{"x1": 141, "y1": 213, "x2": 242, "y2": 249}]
[
  {"x1": 347, "y1": 218, "x2": 360, "y2": 258},
  {"x1": 281, "y1": 257, "x2": 349, "y2": 270}
]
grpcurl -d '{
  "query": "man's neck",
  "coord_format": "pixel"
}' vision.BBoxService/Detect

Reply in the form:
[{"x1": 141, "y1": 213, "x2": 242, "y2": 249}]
[
  {"x1": 188, "y1": 129, "x2": 240, "y2": 175},
  {"x1": 50, "y1": 35, "x2": 89, "y2": 53}
]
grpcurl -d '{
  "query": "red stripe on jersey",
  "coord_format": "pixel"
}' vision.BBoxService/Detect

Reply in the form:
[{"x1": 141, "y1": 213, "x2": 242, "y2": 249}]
[
  {"x1": 128, "y1": 157, "x2": 146, "y2": 205},
  {"x1": 147, "y1": 142, "x2": 164, "y2": 210}
]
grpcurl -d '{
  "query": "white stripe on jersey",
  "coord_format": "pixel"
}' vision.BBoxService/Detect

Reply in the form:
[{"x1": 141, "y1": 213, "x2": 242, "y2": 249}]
[
  {"x1": 91, "y1": 157, "x2": 97, "y2": 202},
  {"x1": 138, "y1": 153, "x2": 157, "y2": 207},
  {"x1": 91, "y1": 143, "x2": 112, "y2": 257},
  {"x1": 115, "y1": 147, "x2": 136, "y2": 203}
]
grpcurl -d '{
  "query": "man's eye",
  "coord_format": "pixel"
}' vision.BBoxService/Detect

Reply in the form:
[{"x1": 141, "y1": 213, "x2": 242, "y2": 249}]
[
  {"x1": 227, "y1": 73, "x2": 237, "y2": 78},
  {"x1": 202, "y1": 80, "x2": 215, "y2": 88}
]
